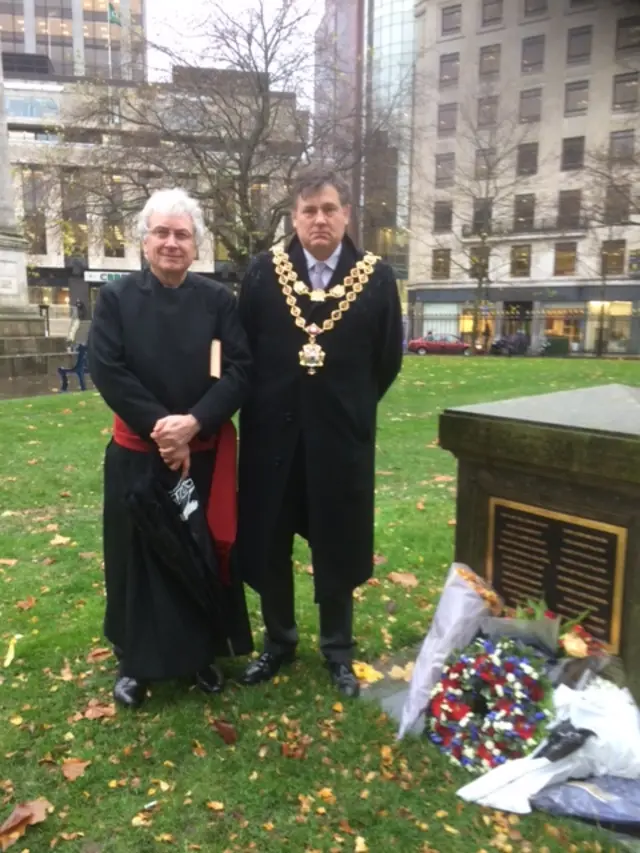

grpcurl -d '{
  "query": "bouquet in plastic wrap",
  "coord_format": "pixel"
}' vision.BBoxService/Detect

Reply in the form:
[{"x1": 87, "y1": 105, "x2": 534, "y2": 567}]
[{"x1": 398, "y1": 563, "x2": 502, "y2": 739}]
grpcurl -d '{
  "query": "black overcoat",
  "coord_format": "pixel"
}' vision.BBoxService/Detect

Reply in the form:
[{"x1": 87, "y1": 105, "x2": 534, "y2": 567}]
[
  {"x1": 88, "y1": 270, "x2": 253, "y2": 679},
  {"x1": 237, "y1": 235, "x2": 403, "y2": 600}
]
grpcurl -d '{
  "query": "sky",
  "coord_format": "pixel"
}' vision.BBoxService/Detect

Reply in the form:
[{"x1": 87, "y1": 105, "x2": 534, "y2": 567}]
[{"x1": 146, "y1": 0, "x2": 323, "y2": 81}]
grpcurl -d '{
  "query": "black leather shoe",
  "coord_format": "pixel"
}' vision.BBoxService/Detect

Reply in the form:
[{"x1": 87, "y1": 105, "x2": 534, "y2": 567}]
[
  {"x1": 327, "y1": 662, "x2": 360, "y2": 698},
  {"x1": 239, "y1": 651, "x2": 295, "y2": 686},
  {"x1": 195, "y1": 663, "x2": 225, "y2": 694},
  {"x1": 113, "y1": 675, "x2": 148, "y2": 708}
]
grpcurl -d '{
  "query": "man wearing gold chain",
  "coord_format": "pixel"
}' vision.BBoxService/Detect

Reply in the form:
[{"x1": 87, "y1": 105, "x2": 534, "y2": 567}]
[{"x1": 237, "y1": 167, "x2": 403, "y2": 698}]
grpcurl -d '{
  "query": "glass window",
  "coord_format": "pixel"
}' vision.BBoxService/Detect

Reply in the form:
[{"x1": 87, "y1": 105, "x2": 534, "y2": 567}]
[
  {"x1": 524, "y1": 0, "x2": 547, "y2": 15},
  {"x1": 558, "y1": 190, "x2": 582, "y2": 229},
  {"x1": 22, "y1": 168, "x2": 47, "y2": 255},
  {"x1": 517, "y1": 142, "x2": 538, "y2": 175},
  {"x1": 479, "y1": 44, "x2": 500, "y2": 78},
  {"x1": 613, "y1": 72, "x2": 639, "y2": 111},
  {"x1": 513, "y1": 194, "x2": 535, "y2": 230},
  {"x1": 616, "y1": 16, "x2": 640, "y2": 53},
  {"x1": 604, "y1": 184, "x2": 631, "y2": 225},
  {"x1": 469, "y1": 244, "x2": 490, "y2": 280},
  {"x1": 609, "y1": 129, "x2": 635, "y2": 163},
  {"x1": 475, "y1": 147, "x2": 496, "y2": 179},
  {"x1": 439, "y1": 52, "x2": 460, "y2": 87},
  {"x1": 438, "y1": 102, "x2": 457, "y2": 136},
  {"x1": 435, "y1": 152, "x2": 455, "y2": 186},
  {"x1": 567, "y1": 26, "x2": 592, "y2": 64},
  {"x1": 519, "y1": 87, "x2": 542, "y2": 122},
  {"x1": 522, "y1": 35, "x2": 545, "y2": 73},
  {"x1": 511, "y1": 244, "x2": 531, "y2": 277},
  {"x1": 482, "y1": 0, "x2": 503, "y2": 26},
  {"x1": 472, "y1": 198, "x2": 493, "y2": 233},
  {"x1": 478, "y1": 95, "x2": 498, "y2": 127},
  {"x1": 554, "y1": 242, "x2": 577, "y2": 276},
  {"x1": 442, "y1": 4, "x2": 461, "y2": 35},
  {"x1": 602, "y1": 240, "x2": 626, "y2": 276},
  {"x1": 565, "y1": 80, "x2": 589, "y2": 115},
  {"x1": 434, "y1": 200, "x2": 453, "y2": 232},
  {"x1": 561, "y1": 136, "x2": 585, "y2": 170},
  {"x1": 432, "y1": 248, "x2": 451, "y2": 279}
]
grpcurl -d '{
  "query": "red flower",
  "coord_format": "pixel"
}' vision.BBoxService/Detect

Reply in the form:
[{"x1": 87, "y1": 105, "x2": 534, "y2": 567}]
[
  {"x1": 449, "y1": 702, "x2": 472, "y2": 723},
  {"x1": 544, "y1": 610, "x2": 556, "y2": 620}
]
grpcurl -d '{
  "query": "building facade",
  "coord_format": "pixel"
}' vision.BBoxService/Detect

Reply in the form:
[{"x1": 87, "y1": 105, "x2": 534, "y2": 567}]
[
  {"x1": 0, "y1": 0, "x2": 145, "y2": 81},
  {"x1": 409, "y1": 0, "x2": 640, "y2": 354}
]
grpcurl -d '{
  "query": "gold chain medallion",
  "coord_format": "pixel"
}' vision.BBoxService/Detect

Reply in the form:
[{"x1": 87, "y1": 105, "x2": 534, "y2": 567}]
[{"x1": 272, "y1": 247, "x2": 379, "y2": 374}]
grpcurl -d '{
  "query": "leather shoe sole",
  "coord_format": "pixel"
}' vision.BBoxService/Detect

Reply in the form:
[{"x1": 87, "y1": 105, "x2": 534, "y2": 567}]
[
  {"x1": 113, "y1": 675, "x2": 148, "y2": 708},
  {"x1": 239, "y1": 652, "x2": 295, "y2": 686}
]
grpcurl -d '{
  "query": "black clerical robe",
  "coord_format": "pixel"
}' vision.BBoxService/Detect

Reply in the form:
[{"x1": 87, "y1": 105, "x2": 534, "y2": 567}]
[
  {"x1": 237, "y1": 235, "x2": 403, "y2": 601},
  {"x1": 88, "y1": 269, "x2": 252, "y2": 680}
]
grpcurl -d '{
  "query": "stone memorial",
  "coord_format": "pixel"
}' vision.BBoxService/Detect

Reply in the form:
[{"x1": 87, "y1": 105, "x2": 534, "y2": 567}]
[{"x1": 439, "y1": 384, "x2": 640, "y2": 698}]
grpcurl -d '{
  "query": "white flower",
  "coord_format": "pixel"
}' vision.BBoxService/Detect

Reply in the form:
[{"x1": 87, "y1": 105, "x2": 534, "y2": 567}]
[
  {"x1": 506, "y1": 674, "x2": 515, "y2": 683},
  {"x1": 485, "y1": 740, "x2": 495, "y2": 750}
]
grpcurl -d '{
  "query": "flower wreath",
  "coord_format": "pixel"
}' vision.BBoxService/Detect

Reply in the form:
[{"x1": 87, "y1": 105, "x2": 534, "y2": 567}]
[{"x1": 426, "y1": 637, "x2": 553, "y2": 773}]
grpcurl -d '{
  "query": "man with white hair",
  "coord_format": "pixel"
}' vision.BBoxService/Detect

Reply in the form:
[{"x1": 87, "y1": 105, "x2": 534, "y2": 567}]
[{"x1": 88, "y1": 188, "x2": 253, "y2": 708}]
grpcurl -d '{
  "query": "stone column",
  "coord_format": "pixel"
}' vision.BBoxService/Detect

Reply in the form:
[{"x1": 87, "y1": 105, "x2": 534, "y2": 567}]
[{"x1": 0, "y1": 41, "x2": 30, "y2": 311}]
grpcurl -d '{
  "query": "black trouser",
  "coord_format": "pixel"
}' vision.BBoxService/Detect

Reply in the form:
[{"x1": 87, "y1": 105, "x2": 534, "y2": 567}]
[{"x1": 261, "y1": 440, "x2": 354, "y2": 665}]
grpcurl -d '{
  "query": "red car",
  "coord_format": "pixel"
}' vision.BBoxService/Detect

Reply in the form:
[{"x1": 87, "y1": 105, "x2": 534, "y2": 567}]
[{"x1": 408, "y1": 333, "x2": 470, "y2": 355}]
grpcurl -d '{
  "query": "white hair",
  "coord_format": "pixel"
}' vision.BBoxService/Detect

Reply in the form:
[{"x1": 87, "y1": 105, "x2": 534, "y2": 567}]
[{"x1": 138, "y1": 188, "x2": 206, "y2": 246}]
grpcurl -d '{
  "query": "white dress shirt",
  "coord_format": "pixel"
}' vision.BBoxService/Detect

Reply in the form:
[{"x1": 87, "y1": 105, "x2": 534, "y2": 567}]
[{"x1": 303, "y1": 244, "x2": 342, "y2": 290}]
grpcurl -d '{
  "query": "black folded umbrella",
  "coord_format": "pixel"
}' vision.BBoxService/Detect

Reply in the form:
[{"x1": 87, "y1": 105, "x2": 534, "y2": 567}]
[{"x1": 125, "y1": 455, "x2": 253, "y2": 658}]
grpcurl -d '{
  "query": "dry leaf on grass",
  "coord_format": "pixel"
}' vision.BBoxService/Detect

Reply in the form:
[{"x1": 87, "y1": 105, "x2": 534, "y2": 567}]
[
  {"x1": 3, "y1": 636, "x2": 21, "y2": 669},
  {"x1": 61, "y1": 758, "x2": 91, "y2": 781},
  {"x1": 387, "y1": 571, "x2": 419, "y2": 589},
  {"x1": 0, "y1": 798, "x2": 53, "y2": 851},
  {"x1": 50, "y1": 534, "x2": 71, "y2": 547},
  {"x1": 209, "y1": 719, "x2": 237, "y2": 746},
  {"x1": 0, "y1": 560, "x2": 17, "y2": 568},
  {"x1": 86, "y1": 648, "x2": 112, "y2": 664},
  {"x1": 15, "y1": 597, "x2": 35, "y2": 611},
  {"x1": 82, "y1": 699, "x2": 116, "y2": 720}
]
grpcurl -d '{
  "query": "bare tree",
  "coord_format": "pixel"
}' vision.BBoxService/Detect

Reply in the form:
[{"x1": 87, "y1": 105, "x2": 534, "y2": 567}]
[{"x1": 33, "y1": 0, "x2": 405, "y2": 276}]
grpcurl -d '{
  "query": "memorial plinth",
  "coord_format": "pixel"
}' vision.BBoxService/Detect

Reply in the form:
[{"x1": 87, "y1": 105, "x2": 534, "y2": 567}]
[{"x1": 439, "y1": 384, "x2": 640, "y2": 696}]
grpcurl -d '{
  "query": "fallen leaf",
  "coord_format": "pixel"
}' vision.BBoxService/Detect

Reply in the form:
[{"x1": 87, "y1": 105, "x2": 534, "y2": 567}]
[
  {"x1": 192, "y1": 741, "x2": 206, "y2": 758},
  {"x1": 416, "y1": 501, "x2": 425, "y2": 511},
  {"x1": 60, "y1": 661, "x2": 73, "y2": 682},
  {"x1": 79, "y1": 552, "x2": 98, "y2": 560},
  {"x1": 0, "y1": 560, "x2": 17, "y2": 568},
  {"x1": 59, "y1": 491, "x2": 72, "y2": 499},
  {"x1": 131, "y1": 812, "x2": 152, "y2": 827},
  {"x1": 433, "y1": 475, "x2": 454, "y2": 483},
  {"x1": 447, "y1": 519, "x2": 457, "y2": 527},
  {"x1": 16, "y1": 597, "x2": 36, "y2": 611},
  {"x1": 61, "y1": 758, "x2": 91, "y2": 781},
  {"x1": 82, "y1": 699, "x2": 116, "y2": 720},
  {"x1": 388, "y1": 663, "x2": 414, "y2": 682},
  {"x1": 50, "y1": 534, "x2": 71, "y2": 547},
  {"x1": 373, "y1": 554, "x2": 387, "y2": 566},
  {"x1": 9, "y1": 716, "x2": 23, "y2": 727},
  {"x1": 387, "y1": 571, "x2": 418, "y2": 589},
  {"x1": 0, "y1": 798, "x2": 53, "y2": 850},
  {"x1": 154, "y1": 833, "x2": 175, "y2": 843},
  {"x1": 3, "y1": 635, "x2": 21, "y2": 668},
  {"x1": 210, "y1": 719, "x2": 237, "y2": 746},
  {"x1": 352, "y1": 661, "x2": 383, "y2": 684},
  {"x1": 354, "y1": 837, "x2": 369, "y2": 852},
  {"x1": 206, "y1": 801, "x2": 224, "y2": 812},
  {"x1": 332, "y1": 702, "x2": 344, "y2": 714},
  {"x1": 86, "y1": 648, "x2": 112, "y2": 664}
]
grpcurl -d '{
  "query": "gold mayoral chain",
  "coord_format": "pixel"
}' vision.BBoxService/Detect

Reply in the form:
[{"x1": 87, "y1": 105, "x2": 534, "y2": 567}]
[{"x1": 272, "y1": 246, "x2": 379, "y2": 375}]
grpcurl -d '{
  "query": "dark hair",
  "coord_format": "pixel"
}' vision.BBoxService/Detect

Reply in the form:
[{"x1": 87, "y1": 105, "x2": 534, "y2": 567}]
[{"x1": 290, "y1": 167, "x2": 351, "y2": 208}]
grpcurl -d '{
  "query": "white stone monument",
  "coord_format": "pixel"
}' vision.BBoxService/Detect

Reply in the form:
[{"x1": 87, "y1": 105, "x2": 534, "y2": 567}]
[{"x1": 0, "y1": 41, "x2": 30, "y2": 311}]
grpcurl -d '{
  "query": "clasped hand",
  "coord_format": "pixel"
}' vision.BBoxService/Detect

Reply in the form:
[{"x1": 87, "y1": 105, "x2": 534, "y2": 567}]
[{"x1": 151, "y1": 414, "x2": 200, "y2": 477}]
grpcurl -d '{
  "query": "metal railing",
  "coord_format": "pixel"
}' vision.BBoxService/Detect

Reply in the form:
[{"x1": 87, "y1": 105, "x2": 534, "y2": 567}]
[{"x1": 461, "y1": 218, "x2": 591, "y2": 239}]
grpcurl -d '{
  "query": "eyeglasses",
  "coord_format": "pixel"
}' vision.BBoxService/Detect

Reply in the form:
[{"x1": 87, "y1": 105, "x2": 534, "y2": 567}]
[{"x1": 149, "y1": 227, "x2": 194, "y2": 242}]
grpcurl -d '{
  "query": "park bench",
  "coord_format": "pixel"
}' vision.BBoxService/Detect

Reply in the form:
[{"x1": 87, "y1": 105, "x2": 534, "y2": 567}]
[{"x1": 58, "y1": 343, "x2": 90, "y2": 392}]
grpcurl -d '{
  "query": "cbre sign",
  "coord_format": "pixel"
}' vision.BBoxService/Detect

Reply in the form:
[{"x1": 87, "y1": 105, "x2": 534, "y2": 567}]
[{"x1": 84, "y1": 271, "x2": 131, "y2": 283}]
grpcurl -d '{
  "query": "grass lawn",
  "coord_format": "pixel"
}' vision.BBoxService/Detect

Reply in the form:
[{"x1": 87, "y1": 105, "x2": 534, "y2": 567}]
[{"x1": 0, "y1": 356, "x2": 637, "y2": 853}]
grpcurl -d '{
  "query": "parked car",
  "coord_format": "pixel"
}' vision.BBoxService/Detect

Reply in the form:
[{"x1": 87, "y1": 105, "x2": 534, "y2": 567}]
[{"x1": 407, "y1": 333, "x2": 470, "y2": 355}]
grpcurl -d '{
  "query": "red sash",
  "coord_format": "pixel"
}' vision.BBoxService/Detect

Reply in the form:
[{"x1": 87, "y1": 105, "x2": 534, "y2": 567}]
[{"x1": 112, "y1": 416, "x2": 237, "y2": 584}]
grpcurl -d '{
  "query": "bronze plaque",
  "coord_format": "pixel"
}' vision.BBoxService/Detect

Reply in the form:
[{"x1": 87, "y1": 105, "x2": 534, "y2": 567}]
[{"x1": 487, "y1": 498, "x2": 626, "y2": 653}]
